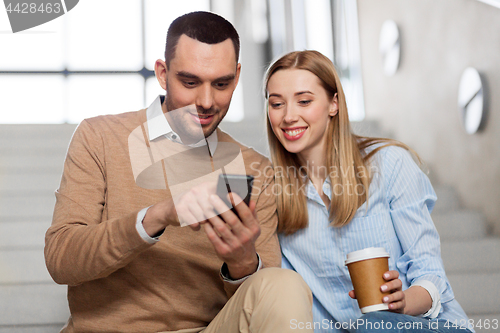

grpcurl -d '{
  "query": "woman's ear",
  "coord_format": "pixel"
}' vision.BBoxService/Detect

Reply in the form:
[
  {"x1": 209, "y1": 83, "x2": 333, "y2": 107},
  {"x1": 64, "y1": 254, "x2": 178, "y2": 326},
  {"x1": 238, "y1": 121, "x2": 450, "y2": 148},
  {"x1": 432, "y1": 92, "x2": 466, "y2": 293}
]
[{"x1": 329, "y1": 93, "x2": 339, "y2": 117}]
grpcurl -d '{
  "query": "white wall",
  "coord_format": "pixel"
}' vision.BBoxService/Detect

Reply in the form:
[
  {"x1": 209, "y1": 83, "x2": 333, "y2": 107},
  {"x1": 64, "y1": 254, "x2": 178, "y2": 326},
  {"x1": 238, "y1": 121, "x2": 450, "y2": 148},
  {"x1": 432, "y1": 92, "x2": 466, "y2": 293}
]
[{"x1": 357, "y1": 0, "x2": 500, "y2": 234}]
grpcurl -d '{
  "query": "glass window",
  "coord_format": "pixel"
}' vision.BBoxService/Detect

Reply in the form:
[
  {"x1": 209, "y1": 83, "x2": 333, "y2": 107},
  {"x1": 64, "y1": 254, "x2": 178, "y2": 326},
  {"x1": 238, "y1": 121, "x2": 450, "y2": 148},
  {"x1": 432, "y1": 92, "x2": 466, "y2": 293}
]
[
  {"x1": 0, "y1": 0, "x2": 247, "y2": 123},
  {"x1": 291, "y1": 0, "x2": 307, "y2": 51},
  {"x1": 66, "y1": 74, "x2": 144, "y2": 123},
  {"x1": 65, "y1": 0, "x2": 143, "y2": 70},
  {"x1": 304, "y1": 0, "x2": 334, "y2": 61},
  {"x1": 0, "y1": 75, "x2": 65, "y2": 123},
  {"x1": 332, "y1": 0, "x2": 365, "y2": 121},
  {"x1": 268, "y1": 0, "x2": 287, "y2": 57},
  {"x1": 0, "y1": 20, "x2": 65, "y2": 71}
]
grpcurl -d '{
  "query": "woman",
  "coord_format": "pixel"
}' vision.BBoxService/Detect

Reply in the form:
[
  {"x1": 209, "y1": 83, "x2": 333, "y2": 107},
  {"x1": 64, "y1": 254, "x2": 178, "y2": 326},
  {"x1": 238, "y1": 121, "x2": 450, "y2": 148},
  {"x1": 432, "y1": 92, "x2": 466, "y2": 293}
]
[{"x1": 264, "y1": 50, "x2": 473, "y2": 332}]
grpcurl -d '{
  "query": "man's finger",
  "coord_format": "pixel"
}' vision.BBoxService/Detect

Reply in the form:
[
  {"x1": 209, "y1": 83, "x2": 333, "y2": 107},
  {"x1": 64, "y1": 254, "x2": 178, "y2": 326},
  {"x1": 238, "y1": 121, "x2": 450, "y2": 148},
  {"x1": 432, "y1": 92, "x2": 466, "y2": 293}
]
[
  {"x1": 202, "y1": 221, "x2": 230, "y2": 253},
  {"x1": 229, "y1": 193, "x2": 258, "y2": 229},
  {"x1": 189, "y1": 222, "x2": 201, "y2": 231},
  {"x1": 248, "y1": 200, "x2": 257, "y2": 219}
]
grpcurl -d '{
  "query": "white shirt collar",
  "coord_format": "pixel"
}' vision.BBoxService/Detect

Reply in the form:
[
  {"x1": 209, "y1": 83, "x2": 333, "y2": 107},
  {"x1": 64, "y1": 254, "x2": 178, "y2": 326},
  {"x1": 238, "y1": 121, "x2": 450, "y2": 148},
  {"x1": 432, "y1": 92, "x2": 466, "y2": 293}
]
[{"x1": 146, "y1": 95, "x2": 218, "y2": 156}]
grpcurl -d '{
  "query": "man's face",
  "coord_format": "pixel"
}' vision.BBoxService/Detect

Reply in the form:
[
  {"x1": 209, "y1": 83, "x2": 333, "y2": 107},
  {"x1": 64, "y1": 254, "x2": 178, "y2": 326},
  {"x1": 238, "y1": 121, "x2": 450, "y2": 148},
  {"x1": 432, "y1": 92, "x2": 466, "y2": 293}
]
[{"x1": 162, "y1": 35, "x2": 240, "y2": 143}]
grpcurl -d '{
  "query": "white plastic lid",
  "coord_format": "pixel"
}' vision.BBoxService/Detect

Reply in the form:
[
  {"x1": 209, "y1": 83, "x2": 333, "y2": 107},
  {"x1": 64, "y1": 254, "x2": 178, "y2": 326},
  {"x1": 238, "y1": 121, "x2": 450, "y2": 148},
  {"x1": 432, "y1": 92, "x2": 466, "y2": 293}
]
[{"x1": 345, "y1": 247, "x2": 390, "y2": 265}]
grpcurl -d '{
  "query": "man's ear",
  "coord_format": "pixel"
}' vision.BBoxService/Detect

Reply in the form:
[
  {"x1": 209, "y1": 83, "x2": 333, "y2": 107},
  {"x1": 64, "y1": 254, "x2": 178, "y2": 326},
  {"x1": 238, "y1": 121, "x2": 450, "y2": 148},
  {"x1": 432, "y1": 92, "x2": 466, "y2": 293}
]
[
  {"x1": 234, "y1": 63, "x2": 242, "y2": 88},
  {"x1": 329, "y1": 93, "x2": 339, "y2": 117},
  {"x1": 154, "y1": 59, "x2": 168, "y2": 91}
]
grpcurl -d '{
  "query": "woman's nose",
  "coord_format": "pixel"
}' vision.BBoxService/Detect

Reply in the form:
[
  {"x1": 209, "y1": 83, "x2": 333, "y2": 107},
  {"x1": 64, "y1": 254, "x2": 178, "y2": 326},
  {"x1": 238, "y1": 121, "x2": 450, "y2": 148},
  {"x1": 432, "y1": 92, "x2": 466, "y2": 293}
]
[{"x1": 283, "y1": 106, "x2": 299, "y2": 123}]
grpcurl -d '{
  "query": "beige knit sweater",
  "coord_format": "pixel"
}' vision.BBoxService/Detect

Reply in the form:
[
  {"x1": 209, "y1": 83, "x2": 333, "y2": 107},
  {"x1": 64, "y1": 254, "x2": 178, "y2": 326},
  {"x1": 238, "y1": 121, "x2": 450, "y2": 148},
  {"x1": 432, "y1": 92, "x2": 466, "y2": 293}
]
[{"x1": 45, "y1": 108, "x2": 280, "y2": 332}]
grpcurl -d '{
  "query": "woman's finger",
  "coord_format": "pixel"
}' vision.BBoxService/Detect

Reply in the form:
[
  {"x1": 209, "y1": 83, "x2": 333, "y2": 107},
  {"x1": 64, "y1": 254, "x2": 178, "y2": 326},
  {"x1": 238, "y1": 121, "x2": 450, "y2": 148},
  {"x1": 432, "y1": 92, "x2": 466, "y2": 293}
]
[
  {"x1": 383, "y1": 270, "x2": 399, "y2": 281},
  {"x1": 383, "y1": 290, "x2": 405, "y2": 304}
]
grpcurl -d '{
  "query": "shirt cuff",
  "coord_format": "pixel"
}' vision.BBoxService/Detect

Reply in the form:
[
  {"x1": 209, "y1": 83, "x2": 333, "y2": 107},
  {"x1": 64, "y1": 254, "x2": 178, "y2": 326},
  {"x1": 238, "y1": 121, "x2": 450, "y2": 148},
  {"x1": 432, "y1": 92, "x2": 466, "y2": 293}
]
[
  {"x1": 135, "y1": 206, "x2": 162, "y2": 244},
  {"x1": 220, "y1": 253, "x2": 263, "y2": 284},
  {"x1": 413, "y1": 280, "x2": 441, "y2": 318}
]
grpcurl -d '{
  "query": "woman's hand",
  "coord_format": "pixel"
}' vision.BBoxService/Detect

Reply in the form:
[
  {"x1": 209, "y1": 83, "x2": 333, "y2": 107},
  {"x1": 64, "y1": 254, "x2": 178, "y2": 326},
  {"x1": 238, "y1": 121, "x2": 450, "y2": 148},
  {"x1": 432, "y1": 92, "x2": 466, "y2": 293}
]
[
  {"x1": 348, "y1": 270, "x2": 405, "y2": 313},
  {"x1": 380, "y1": 270, "x2": 405, "y2": 312}
]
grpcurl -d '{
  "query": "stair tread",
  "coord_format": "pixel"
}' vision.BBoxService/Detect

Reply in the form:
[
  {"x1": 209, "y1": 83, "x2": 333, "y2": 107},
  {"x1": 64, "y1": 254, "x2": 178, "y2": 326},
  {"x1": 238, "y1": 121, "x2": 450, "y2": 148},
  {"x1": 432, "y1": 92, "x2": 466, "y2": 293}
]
[
  {"x1": 0, "y1": 249, "x2": 52, "y2": 284},
  {"x1": 0, "y1": 284, "x2": 69, "y2": 325},
  {"x1": 432, "y1": 209, "x2": 487, "y2": 240},
  {"x1": 433, "y1": 185, "x2": 461, "y2": 212},
  {"x1": 448, "y1": 273, "x2": 500, "y2": 315},
  {"x1": 442, "y1": 238, "x2": 500, "y2": 273},
  {"x1": 0, "y1": 221, "x2": 49, "y2": 248}
]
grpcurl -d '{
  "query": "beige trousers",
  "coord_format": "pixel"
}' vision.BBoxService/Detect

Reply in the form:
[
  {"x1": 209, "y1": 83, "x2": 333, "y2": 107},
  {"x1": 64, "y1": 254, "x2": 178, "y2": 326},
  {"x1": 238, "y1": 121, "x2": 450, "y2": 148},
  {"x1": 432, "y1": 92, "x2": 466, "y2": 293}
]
[{"x1": 161, "y1": 267, "x2": 314, "y2": 333}]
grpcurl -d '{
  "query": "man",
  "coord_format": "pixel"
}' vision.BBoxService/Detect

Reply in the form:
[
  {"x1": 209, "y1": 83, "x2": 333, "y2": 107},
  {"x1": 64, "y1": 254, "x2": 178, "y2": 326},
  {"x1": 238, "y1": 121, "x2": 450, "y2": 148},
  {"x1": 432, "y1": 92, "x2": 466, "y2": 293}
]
[{"x1": 45, "y1": 11, "x2": 313, "y2": 333}]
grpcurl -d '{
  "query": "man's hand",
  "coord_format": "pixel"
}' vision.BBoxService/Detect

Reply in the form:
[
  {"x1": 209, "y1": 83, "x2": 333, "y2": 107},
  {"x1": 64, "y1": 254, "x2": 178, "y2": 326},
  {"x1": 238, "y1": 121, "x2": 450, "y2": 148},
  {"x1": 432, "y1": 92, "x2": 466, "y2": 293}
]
[
  {"x1": 142, "y1": 182, "x2": 217, "y2": 236},
  {"x1": 202, "y1": 193, "x2": 261, "y2": 280}
]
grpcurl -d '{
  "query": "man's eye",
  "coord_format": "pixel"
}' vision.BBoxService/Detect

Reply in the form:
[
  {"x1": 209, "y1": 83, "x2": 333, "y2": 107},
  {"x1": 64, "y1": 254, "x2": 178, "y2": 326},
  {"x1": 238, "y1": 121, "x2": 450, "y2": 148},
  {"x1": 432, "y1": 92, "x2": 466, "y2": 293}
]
[
  {"x1": 184, "y1": 81, "x2": 197, "y2": 87},
  {"x1": 215, "y1": 82, "x2": 229, "y2": 89}
]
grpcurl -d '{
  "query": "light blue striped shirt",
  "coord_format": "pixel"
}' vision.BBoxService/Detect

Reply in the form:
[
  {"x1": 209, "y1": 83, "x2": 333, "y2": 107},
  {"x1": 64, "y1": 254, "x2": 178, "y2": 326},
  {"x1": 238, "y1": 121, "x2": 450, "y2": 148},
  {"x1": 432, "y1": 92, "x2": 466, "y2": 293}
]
[{"x1": 279, "y1": 146, "x2": 471, "y2": 332}]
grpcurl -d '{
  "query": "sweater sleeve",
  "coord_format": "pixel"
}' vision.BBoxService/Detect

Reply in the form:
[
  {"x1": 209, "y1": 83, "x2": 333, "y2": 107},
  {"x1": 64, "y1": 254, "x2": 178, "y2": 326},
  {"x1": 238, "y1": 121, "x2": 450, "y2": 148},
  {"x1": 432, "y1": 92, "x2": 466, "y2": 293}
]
[
  {"x1": 222, "y1": 158, "x2": 281, "y2": 298},
  {"x1": 44, "y1": 120, "x2": 153, "y2": 286}
]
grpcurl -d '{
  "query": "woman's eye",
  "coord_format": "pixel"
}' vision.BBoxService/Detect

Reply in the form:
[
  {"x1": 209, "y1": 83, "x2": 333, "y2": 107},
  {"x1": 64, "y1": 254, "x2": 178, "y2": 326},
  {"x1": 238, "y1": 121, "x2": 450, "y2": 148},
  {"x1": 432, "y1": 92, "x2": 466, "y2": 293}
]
[
  {"x1": 270, "y1": 102, "x2": 283, "y2": 108},
  {"x1": 299, "y1": 100, "x2": 312, "y2": 105}
]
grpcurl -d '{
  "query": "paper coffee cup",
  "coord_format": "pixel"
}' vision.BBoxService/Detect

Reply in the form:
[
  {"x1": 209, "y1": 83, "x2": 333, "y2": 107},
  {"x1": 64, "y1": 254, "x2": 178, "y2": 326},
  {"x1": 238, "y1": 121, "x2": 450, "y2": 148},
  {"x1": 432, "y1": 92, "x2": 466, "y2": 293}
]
[{"x1": 345, "y1": 247, "x2": 390, "y2": 314}]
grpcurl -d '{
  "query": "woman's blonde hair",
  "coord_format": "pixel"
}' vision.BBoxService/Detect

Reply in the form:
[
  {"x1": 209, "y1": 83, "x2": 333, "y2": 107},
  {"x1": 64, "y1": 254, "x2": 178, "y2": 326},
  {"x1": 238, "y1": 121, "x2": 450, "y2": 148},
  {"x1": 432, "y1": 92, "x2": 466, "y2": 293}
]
[{"x1": 265, "y1": 50, "x2": 416, "y2": 235}]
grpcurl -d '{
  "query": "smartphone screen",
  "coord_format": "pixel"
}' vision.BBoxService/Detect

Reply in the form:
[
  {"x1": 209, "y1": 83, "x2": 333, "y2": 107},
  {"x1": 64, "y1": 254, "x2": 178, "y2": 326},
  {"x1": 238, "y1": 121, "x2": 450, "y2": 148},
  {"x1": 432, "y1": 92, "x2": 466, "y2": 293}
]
[{"x1": 216, "y1": 174, "x2": 254, "y2": 216}]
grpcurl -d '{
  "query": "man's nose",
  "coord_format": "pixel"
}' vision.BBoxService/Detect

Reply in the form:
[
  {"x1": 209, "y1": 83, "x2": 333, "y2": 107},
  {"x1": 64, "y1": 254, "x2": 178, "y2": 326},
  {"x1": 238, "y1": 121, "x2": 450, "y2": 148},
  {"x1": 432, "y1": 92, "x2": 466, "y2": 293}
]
[{"x1": 196, "y1": 84, "x2": 214, "y2": 111}]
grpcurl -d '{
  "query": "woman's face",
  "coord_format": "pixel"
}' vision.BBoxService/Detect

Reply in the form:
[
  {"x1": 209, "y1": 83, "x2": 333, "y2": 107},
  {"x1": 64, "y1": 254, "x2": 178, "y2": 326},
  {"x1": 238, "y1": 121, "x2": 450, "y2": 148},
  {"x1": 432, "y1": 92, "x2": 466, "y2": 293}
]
[{"x1": 267, "y1": 69, "x2": 338, "y2": 159}]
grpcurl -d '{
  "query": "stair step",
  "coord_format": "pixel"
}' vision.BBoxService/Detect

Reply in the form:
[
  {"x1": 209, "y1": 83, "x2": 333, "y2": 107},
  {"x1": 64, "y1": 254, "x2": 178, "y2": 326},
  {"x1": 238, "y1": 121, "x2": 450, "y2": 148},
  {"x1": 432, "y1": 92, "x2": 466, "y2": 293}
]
[
  {"x1": 442, "y1": 239, "x2": 500, "y2": 273},
  {"x1": 0, "y1": 124, "x2": 76, "y2": 141},
  {"x1": 0, "y1": 171, "x2": 61, "y2": 193},
  {"x1": 433, "y1": 186, "x2": 461, "y2": 213},
  {"x1": 0, "y1": 249, "x2": 52, "y2": 284},
  {"x1": 0, "y1": 194, "x2": 56, "y2": 218},
  {"x1": 467, "y1": 314, "x2": 500, "y2": 333},
  {"x1": 432, "y1": 210, "x2": 487, "y2": 241},
  {"x1": 0, "y1": 221, "x2": 49, "y2": 248},
  {"x1": 0, "y1": 284, "x2": 69, "y2": 326},
  {"x1": 0, "y1": 150, "x2": 67, "y2": 171},
  {"x1": 0, "y1": 324, "x2": 66, "y2": 333},
  {"x1": 448, "y1": 273, "x2": 500, "y2": 315}
]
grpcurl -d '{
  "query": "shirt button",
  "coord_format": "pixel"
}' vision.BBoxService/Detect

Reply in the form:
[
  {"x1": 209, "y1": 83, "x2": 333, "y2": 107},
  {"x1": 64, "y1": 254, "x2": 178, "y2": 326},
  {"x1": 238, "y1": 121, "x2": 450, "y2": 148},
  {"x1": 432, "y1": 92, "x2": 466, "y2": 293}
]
[{"x1": 172, "y1": 134, "x2": 177, "y2": 139}]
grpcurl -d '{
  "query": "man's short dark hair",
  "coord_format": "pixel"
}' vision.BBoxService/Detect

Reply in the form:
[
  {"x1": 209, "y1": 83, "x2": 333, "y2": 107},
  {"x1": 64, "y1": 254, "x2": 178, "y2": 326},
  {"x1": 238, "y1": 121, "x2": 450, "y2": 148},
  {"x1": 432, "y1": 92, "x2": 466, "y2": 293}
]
[{"x1": 165, "y1": 11, "x2": 240, "y2": 68}]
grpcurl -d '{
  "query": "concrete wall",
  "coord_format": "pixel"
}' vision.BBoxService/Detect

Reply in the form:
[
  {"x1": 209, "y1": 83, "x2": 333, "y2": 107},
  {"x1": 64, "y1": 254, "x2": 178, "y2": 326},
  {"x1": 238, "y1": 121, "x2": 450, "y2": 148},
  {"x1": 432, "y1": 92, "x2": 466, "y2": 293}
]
[{"x1": 357, "y1": 0, "x2": 500, "y2": 234}]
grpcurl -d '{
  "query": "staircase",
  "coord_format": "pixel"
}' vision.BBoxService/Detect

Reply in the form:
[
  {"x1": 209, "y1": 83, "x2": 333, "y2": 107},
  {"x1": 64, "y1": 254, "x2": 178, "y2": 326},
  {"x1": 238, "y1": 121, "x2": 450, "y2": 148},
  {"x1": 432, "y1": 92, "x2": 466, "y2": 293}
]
[
  {"x1": 434, "y1": 186, "x2": 500, "y2": 332},
  {"x1": 0, "y1": 122, "x2": 498, "y2": 332},
  {"x1": 0, "y1": 124, "x2": 74, "y2": 332}
]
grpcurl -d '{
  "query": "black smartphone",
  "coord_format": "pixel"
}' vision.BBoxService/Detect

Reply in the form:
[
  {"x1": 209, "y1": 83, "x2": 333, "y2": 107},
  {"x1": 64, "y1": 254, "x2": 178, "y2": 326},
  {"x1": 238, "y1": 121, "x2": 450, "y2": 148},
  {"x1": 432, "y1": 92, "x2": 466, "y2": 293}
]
[{"x1": 216, "y1": 174, "x2": 254, "y2": 216}]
